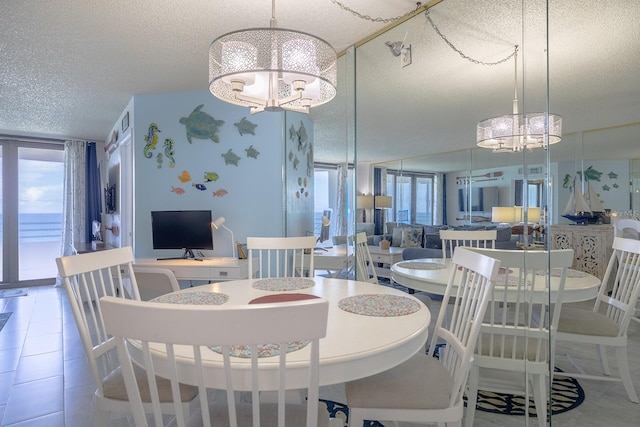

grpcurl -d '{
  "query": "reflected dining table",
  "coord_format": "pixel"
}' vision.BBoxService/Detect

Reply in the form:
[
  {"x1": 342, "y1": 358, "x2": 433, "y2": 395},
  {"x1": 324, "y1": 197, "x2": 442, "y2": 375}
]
[
  {"x1": 127, "y1": 276, "x2": 431, "y2": 390},
  {"x1": 391, "y1": 258, "x2": 601, "y2": 303}
]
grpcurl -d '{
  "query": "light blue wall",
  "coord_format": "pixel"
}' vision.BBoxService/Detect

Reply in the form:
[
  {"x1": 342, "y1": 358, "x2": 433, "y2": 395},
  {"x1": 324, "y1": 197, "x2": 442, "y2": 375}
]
[{"x1": 128, "y1": 91, "x2": 312, "y2": 258}]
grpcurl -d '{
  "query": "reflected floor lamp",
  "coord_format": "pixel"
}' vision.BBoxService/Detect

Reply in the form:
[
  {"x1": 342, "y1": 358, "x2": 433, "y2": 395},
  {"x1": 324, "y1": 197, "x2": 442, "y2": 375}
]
[
  {"x1": 357, "y1": 194, "x2": 374, "y2": 223},
  {"x1": 375, "y1": 195, "x2": 393, "y2": 234},
  {"x1": 212, "y1": 217, "x2": 237, "y2": 259}
]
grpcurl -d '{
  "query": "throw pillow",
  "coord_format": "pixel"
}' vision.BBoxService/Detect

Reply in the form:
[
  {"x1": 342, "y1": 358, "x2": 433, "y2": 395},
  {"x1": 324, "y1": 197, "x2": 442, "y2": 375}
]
[
  {"x1": 423, "y1": 233, "x2": 442, "y2": 249},
  {"x1": 496, "y1": 227, "x2": 512, "y2": 242},
  {"x1": 401, "y1": 227, "x2": 423, "y2": 248}
]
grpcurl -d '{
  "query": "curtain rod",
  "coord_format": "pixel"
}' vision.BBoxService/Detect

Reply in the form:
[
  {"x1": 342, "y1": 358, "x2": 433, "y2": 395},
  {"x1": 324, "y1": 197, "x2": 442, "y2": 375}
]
[{"x1": 0, "y1": 134, "x2": 66, "y2": 144}]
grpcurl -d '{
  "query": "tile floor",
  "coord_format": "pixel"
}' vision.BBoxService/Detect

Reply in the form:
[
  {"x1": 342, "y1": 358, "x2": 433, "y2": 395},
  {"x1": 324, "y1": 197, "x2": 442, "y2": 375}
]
[{"x1": 0, "y1": 285, "x2": 639, "y2": 426}]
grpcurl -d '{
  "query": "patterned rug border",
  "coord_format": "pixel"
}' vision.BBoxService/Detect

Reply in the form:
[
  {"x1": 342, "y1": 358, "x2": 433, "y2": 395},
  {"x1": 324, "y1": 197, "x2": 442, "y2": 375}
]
[{"x1": 467, "y1": 368, "x2": 585, "y2": 417}]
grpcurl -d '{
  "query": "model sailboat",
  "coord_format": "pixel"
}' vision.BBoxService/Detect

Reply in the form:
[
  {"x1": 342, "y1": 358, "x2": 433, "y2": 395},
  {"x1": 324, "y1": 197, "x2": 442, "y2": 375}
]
[{"x1": 562, "y1": 177, "x2": 605, "y2": 223}]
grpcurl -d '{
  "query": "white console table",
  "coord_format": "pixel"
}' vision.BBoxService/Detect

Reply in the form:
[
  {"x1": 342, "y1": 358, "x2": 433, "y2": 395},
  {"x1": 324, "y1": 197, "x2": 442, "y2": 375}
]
[
  {"x1": 367, "y1": 245, "x2": 404, "y2": 279},
  {"x1": 550, "y1": 224, "x2": 614, "y2": 280},
  {"x1": 134, "y1": 257, "x2": 252, "y2": 282}
]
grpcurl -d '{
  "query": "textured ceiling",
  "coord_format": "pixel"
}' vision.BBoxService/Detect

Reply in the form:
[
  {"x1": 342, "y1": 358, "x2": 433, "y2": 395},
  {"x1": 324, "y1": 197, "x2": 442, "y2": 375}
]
[{"x1": 1, "y1": 0, "x2": 639, "y2": 167}]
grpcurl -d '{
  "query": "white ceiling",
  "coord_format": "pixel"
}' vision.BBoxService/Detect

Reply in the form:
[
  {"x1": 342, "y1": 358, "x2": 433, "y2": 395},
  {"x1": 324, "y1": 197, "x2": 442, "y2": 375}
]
[{"x1": 1, "y1": 0, "x2": 639, "y2": 167}]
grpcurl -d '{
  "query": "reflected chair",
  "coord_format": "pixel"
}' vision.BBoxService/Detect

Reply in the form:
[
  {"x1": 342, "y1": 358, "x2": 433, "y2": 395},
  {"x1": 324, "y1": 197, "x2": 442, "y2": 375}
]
[
  {"x1": 555, "y1": 236, "x2": 640, "y2": 403},
  {"x1": 345, "y1": 247, "x2": 501, "y2": 426},
  {"x1": 56, "y1": 247, "x2": 198, "y2": 426},
  {"x1": 354, "y1": 232, "x2": 378, "y2": 284},
  {"x1": 464, "y1": 248, "x2": 574, "y2": 427},
  {"x1": 100, "y1": 295, "x2": 332, "y2": 427},
  {"x1": 133, "y1": 266, "x2": 180, "y2": 301},
  {"x1": 612, "y1": 217, "x2": 640, "y2": 323},
  {"x1": 247, "y1": 236, "x2": 317, "y2": 278},
  {"x1": 439, "y1": 229, "x2": 497, "y2": 259}
]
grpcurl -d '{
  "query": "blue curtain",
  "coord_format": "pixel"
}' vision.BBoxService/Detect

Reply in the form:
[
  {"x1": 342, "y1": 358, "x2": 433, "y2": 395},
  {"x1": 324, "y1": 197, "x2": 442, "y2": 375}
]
[
  {"x1": 373, "y1": 167, "x2": 383, "y2": 235},
  {"x1": 442, "y1": 174, "x2": 447, "y2": 225},
  {"x1": 85, "y1": 142, "x2": 102, "y2": 241}
]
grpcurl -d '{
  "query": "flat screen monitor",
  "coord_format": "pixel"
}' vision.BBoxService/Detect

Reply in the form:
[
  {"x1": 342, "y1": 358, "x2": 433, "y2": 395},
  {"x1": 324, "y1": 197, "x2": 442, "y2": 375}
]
[{"x1": 151, "y1": 210, "x2": 213, "y2": 259}]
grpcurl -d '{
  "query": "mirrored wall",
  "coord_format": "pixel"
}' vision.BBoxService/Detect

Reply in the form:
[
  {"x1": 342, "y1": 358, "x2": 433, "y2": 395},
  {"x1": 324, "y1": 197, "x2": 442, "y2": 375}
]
[{"x1": 310, "y1": 1, "x2": 639, "y2": 425}]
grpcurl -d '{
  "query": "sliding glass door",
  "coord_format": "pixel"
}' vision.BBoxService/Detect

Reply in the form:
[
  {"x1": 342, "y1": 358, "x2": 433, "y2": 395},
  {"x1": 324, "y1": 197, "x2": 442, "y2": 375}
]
[{"x1": 1, "y1": 140, "x2": 64, "y2": 286}]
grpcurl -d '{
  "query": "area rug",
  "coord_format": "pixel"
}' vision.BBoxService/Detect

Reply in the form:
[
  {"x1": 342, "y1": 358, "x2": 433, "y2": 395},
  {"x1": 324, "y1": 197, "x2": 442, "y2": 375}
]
[
  {"x1": 0, "y1": 288, "x2": 28, "y2": 298},
  {"x1": 469, "y1": 369, "x2": 585, "y2": 417},
  {"x1": 0, "y1": 312, "x2": 13, "y2": 332}
]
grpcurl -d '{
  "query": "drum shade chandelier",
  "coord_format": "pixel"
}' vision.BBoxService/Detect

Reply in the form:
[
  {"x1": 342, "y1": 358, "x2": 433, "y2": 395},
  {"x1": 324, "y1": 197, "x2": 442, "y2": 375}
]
[
  {"x1": 476, "y1": 47, "x2": 562, "y2": 152},
  {"x1": 209, "y1": 0, "x2": 337, "y2": 114}
]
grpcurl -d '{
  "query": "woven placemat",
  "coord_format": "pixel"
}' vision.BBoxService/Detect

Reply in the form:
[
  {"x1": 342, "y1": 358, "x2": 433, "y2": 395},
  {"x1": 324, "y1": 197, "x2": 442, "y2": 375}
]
[
  {"x1": 338, "y1": 294, "x2": 421, "y2": 317},
  {"x1": 400, "y1": 261, "x2": 447, "y2": 270},
  {"x1": 253, "y1": 277, "x2": 315, "y2": 291},
  {"x1": 152, "y1": 291, "x2": 229, "y2": 305}
]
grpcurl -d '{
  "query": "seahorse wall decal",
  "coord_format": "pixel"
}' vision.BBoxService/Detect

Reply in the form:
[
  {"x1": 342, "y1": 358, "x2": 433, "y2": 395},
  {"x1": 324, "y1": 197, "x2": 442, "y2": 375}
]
[
  {"x1": 143, "y1": 123, "x2": 161, "y2": 158},
  {"x1": 163, "y1": 138, "x2": 176, "y2": 167}
]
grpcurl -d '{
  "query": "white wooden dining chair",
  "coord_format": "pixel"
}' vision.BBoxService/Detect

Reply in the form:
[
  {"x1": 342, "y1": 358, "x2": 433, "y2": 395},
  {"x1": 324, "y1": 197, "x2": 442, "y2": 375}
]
[
  {"x1": 439, "y1": 229, "x2": 497, "y2": 259},
  {"x1": 345, "y1": 247, "x2": 500, "y2": 427},
  {"x1": 555, "y1": 236, "x2": 640, "y2": 403},
  {"x1": 100, "y1": 295, "x2": 333, "y2": 427},
  {"x1": 612, "y1": 218, "x2": 640, "y2": 323},
  {"x1": 464, "y1": 248, "x2": 574, "y2": 427},
  {"x1": 247, "y1": 236, "x2": 316, "y2": 278},
  {"x1": 56, "y1": 247, "x2": 198, "y2": 426},
  {"x1": 133, "y1": 265, "x2": 181, "y2": 301},
  {"x1": 354, "y1": 232, "x2": 378, "y2": 284}
]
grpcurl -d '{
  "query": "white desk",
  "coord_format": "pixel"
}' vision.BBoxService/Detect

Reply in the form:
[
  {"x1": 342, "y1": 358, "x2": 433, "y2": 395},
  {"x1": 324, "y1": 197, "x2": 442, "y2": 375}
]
[
  {"x1": 129, "y1": 277, "x2": 431, "y2": 390},
  {"x1": 391, "y1": 258, "x2": 601, "y2": 303},
  {"x1": 134, "y1": 257, "x2": 253, "y2": 281},
  {"x1": 303, "y1": 246, "x2": 353, "y2": 277}
]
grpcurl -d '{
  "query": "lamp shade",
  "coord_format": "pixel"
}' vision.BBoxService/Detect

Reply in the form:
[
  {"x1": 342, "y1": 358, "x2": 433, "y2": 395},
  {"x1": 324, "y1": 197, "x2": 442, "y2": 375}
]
[
  {"x1": 513, "y1": 206, "x2": 541, "y2": 223},
  {"x1": 375, "y1": 195, "x2": 392, "y2": 209},
  {"x1": 212, "y1": 216, "x2": 226, "y2": 230},
  {"x1": 492, "y1": 207, "x2": 516, "y2": 223},
  {"x1": 357, "y1": 195, "x2": 374, "y2": 209}
]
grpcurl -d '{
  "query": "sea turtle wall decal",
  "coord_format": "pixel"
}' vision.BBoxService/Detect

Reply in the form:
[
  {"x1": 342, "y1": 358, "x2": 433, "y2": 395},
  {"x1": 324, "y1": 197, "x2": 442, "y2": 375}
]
[
  {"x1": 245, "y1": 145, "x2": 260, "y2": 159},
  {"x1": 179, "y1": 104, "x2": 225, "y2": 144},
  {"x1": 234, "y1": 117, "x2": 257, "y2": 136},
  {"x1": 221, "y1": 149, "x2": 241, "y2": 166}
]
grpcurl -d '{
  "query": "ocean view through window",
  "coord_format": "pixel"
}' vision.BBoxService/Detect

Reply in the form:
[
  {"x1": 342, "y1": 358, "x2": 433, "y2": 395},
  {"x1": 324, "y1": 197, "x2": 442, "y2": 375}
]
[{"x1": 0, "y1": 141, "x2": 64, "y2": 285}]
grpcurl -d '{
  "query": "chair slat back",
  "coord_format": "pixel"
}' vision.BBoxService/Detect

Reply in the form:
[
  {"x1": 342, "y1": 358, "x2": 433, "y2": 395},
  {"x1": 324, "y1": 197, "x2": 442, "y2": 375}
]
[
  {"x1": 354, "y1": 232, "x2": 378, "y2": 284},
  {"x1": 468, "y1": 248, "x2": 574, "y2": 368},
  {"x1": 427, "y1": 247, "x2": 500, "y2": 408},
  {"x1": 613, "y1": 218, "x2": 640, "y2": 238},
  {"x1": 595, "y1": 237, "x2": 640, "y2": 335},
  {"x1": 247, "y1": 236, "x2": 316, "y2": 278},
  {"x1": 55, "y1": 247, "x2": 140, "y2": 394},
  {"x1": 101, "y1": 296, "x2": 330, "y2": 427},
  {"x1": 439, "y1": 229, "x2": 497, "y2": 259}
]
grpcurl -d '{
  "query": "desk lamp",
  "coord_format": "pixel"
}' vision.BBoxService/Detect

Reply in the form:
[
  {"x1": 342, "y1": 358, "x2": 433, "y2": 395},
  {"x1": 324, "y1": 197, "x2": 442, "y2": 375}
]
[{"x1": 212, "y1": 217, "x2": 237, "y2": 259}]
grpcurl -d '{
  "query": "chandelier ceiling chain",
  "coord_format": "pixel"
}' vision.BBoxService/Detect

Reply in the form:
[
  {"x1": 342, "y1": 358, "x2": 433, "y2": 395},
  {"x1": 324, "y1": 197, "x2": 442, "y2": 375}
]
[
  {"x1": 425, "y1": 11, "x2": 516, "y2": 66},
  {"x1": 329, "y1": 0, "x2": 423, "y2": 23}
]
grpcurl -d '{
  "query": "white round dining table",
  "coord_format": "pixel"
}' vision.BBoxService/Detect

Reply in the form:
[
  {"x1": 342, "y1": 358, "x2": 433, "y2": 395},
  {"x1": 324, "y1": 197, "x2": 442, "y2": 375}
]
[
  {"x1": 128, "y1": 277, "x2": 431, "y2": 390},
  {"x1": 391, "y1": 258, "x2": 601, "y2": 303}
]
